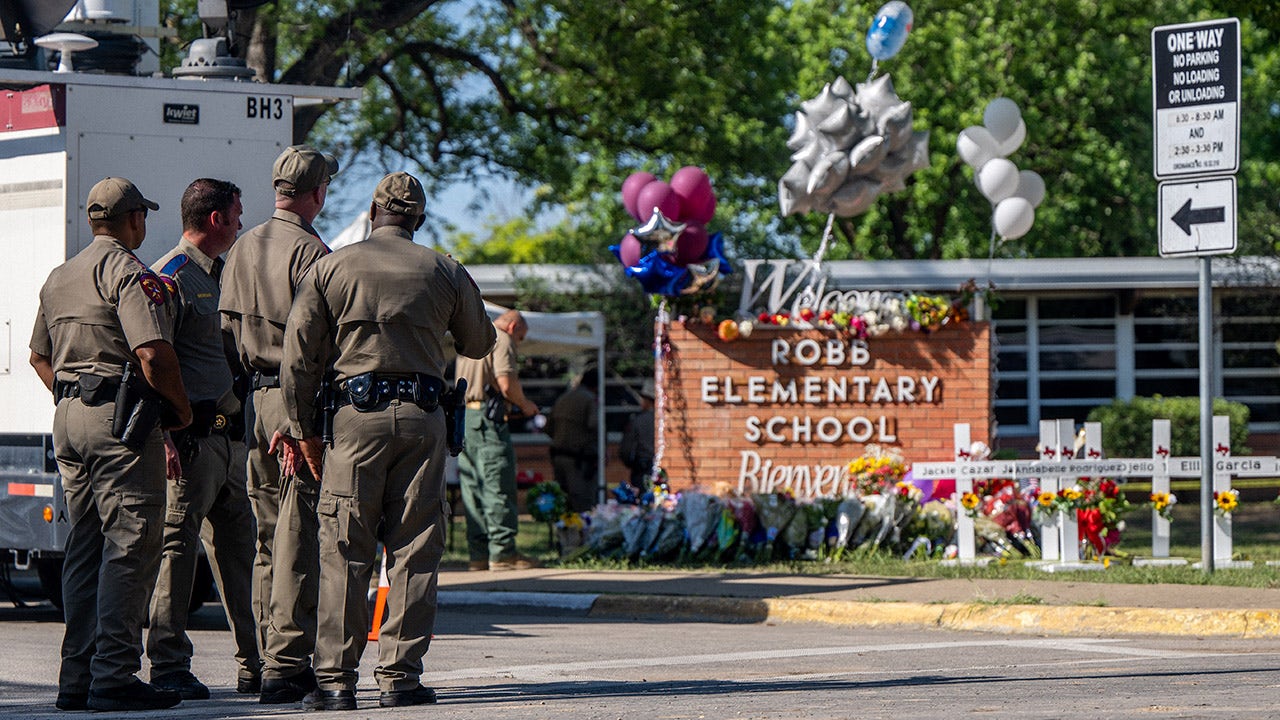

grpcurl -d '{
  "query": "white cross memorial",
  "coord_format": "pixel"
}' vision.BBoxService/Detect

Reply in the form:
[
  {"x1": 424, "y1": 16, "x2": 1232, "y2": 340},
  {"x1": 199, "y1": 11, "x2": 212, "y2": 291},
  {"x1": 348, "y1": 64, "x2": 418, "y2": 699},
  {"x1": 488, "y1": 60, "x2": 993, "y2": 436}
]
[{"x1": 1133, "y1": 419, "x2": 1188, "y2": 566}]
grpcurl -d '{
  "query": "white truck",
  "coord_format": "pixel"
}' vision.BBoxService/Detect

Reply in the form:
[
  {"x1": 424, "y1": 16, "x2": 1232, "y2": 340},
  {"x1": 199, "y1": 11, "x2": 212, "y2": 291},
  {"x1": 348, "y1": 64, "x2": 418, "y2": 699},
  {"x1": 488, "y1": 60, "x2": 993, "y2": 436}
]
[{"x1": 0, "y1": 0, "x2": 358, "y2": 607}]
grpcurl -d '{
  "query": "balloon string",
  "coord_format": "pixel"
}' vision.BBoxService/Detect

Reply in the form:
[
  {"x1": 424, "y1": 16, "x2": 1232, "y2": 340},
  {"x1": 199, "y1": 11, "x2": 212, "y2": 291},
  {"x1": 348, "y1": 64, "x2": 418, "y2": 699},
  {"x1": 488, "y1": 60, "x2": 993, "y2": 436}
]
[
  {"x1": 801, "y1": 212, "x2": 837, "y2": 306},
  {"x1": 867, "y1": 59, "x2": 879, "y2": 83},
  {"x1": 651, "y1": 299, "x2": 669, "y2": 486}
]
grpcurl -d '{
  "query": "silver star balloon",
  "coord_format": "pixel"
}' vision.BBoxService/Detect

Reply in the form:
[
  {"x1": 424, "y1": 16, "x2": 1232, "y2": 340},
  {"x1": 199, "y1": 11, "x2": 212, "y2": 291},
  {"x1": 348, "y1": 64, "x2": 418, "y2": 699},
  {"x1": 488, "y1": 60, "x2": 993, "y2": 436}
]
[{"x1": 632, "y1": 208, "x2": 687, "y2": 255}]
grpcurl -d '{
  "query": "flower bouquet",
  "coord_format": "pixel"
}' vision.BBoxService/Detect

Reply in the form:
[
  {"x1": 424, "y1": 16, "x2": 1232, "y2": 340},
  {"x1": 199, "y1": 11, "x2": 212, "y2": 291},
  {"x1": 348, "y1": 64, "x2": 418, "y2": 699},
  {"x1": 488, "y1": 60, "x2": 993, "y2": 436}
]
[
  {"x1": 555, "y1": 512, "x2": 585, "y2": 555},
  {"x1": 1076, "y1": 478, "x2": 1133, "y2": 558},
  {"x1": 752, "y1": 492, "x2": 798, "y2": 561},
  {"x1": 581, "y1": 502, "x2": 641, "y2": 558},
  {"x1": 1214, "y1": 489, "x2": 1239, "y2": 517},
  {"x1": 829, "y1": 497, "x2": 867, "y2": 559},
  {"x1": 678, "y1": 491, "x2": 723, "y2": 560},
  {"x1": 847, "y1": 445, "x2": 908, "y2": 497},
  {"x1": 1150, "y1": 491, "x2": 1177, "y2": 522},
  {"x1": 643, "y1": 508, "x2": 684, "y2": 561}
]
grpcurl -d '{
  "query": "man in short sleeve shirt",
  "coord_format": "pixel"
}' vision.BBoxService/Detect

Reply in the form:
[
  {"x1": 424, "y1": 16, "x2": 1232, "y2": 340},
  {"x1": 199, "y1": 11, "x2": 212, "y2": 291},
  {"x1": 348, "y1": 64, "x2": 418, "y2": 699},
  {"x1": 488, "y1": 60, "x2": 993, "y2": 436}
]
[
  {"x1": 29, "y1": 177, "x2": 192, "y2": 712},
  {"x1": 280, "y1": 172, "x2": 495, "y2": 710},
  {"x1": 146, "y1": 178, "x2": 262, "y2": 699},
  {"x1": 455, "y1": 310, "x2": 539, "y2": 570},
  {"x1": 218, "y1": 145, "x2": 336, "y2": 704}
]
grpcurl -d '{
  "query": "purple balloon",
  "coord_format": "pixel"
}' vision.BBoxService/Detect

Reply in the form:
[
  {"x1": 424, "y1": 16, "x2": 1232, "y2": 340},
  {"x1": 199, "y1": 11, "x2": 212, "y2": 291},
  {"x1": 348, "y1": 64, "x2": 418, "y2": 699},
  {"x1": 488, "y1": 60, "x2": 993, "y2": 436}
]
[
  {"x1": 621, "y1": 171, "x2": 657, "y2": 221},
  {"x1": 619, "y1": 233, "x2": 643, "y2": 267},
  {"x1": 635, "y1": 180, "x2": 681, "y2": 224},
  {"x1": 673, "y1": 224, "x2": 709, "y2": 266},
  {"x1": 670, "y1": 166, "x2": 716, "y2": 224}
]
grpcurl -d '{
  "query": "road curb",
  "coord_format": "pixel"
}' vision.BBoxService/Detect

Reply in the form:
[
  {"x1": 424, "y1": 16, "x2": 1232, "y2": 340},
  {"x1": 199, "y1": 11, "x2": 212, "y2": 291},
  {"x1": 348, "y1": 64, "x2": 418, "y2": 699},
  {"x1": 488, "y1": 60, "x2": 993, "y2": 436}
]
[{"x1": 587, "y1": 593, "x2": 1280, "y2": 638}]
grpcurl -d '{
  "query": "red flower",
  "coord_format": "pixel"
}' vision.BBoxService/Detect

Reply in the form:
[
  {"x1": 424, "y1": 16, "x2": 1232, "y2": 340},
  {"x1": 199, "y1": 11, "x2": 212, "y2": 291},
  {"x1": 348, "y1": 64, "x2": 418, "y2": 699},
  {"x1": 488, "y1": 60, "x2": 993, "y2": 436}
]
[
  {"x1": 819, "y1": 309, "x2": 834, "y2": 322},
  {"x1": 1078, "y1": 507, "x2": 1107, "y2": 554},
  {"x1": 758, "y1": 312, "x2": 772, "y2": 324},
  {"x1": 799, "y1": 307, "x2": 816, "y2": 321},
  {"x1": 1099, "y1": 479, "x2": 1119, "y2": 498}
]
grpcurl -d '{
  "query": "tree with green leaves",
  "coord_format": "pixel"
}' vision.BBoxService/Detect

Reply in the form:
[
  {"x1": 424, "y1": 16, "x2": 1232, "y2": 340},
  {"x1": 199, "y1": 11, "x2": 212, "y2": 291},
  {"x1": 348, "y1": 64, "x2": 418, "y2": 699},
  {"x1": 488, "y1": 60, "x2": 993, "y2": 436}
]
[{"x1": 162, "y1": 0, "x2": 1279, "y2": 260}]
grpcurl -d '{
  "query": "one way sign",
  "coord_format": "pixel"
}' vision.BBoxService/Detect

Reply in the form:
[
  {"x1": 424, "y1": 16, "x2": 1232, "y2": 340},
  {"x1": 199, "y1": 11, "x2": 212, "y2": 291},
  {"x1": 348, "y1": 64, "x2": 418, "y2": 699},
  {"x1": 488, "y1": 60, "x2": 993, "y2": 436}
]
[{"x1": 1158, "y1": 176, "x2": 1236, "y2": 257}]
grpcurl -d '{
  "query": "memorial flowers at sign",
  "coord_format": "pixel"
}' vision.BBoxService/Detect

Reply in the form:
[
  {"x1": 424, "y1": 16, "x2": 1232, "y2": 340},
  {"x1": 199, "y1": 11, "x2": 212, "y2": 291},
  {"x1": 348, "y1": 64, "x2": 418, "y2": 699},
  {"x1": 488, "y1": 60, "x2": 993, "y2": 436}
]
[{"x1": 846, "y1": 445, "x2": 908, "y2": 496}]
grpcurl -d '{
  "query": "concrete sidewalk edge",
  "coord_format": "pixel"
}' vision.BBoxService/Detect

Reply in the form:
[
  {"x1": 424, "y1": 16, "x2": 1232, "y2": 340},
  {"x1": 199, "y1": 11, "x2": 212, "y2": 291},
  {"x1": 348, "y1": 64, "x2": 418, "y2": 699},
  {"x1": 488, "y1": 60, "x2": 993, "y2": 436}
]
[{"x1": 586, "y1": 594, "x2": 1280, "y2": 638}]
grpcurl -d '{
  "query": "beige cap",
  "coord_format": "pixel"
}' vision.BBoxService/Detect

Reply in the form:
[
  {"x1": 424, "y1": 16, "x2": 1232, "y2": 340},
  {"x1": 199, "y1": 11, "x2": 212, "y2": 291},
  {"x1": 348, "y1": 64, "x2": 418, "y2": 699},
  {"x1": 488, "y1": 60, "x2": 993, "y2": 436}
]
[
  {"x1": 86, "y1": 177, "x2": 159, "y2": 220},
  {"x1": 372, "y1": 172, "x2": 426, "y2": 216},
  {"x1": 273, "y1": 145, "x2": 339, "y2": 197}
]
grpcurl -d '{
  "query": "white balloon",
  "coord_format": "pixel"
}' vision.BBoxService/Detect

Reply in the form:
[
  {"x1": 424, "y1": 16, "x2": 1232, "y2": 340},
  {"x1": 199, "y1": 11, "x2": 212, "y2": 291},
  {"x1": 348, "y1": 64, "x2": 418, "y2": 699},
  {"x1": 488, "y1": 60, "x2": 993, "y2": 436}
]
[
  {"x1": 983, "y1": 97, "x2": 1022, "y2": 143},
  {"x1": 786, "y1": 111, "x2": 811, "y2": 151},
  {"x1": 1014, "y1": 169, "x2": 1045, "y2": 208},
  {"x1": 993, "y1": 196, "x2": 1035, "y2": 239},
  {"x1": 956, "y1": 126, "x2": 997, "y2": 169},
  {"x1": 995, "y1": 118, "x2": 1026, "y2": 157},
  {"x1": 975, "y1": 158, "x2": 1020, "y2": 204}
]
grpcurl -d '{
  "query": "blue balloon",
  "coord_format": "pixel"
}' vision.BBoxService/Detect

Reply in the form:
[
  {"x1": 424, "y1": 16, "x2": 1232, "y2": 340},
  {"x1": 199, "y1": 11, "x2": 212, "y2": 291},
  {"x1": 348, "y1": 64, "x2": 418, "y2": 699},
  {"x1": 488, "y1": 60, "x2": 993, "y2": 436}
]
[
  {"x1": 865, "y1": 1, "x2": 913, "y2": 61},
  {"x1": 611, "y1": 232, "x2": 731, "y2": 297}
]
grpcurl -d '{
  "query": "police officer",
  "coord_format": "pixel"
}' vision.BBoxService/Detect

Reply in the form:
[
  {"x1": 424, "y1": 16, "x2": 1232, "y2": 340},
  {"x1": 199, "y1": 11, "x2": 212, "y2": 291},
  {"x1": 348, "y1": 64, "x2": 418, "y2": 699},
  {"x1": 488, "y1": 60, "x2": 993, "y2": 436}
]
[
  {"x1": 219, "y1": 145, "x2": 337, "y2": 703},
  {"x1": 30, "y1": 177, "x2": 193, "y2": 712},
  {"x1": 548, "y1": 367, "x2": 601, "y2": 512},
  {"x1": 280, "y1": 172, "x2": 494, "y2": 711},
  {"x1": 146, "y1": 178, "x2": 262, "y2": 698}
]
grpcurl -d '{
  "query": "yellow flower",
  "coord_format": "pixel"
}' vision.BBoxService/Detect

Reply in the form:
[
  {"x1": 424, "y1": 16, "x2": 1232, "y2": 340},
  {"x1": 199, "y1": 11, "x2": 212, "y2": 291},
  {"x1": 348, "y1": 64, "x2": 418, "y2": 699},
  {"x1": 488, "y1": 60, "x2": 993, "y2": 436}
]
[
  {"x1": 1063, "y1": 487, "x2": 1083, "y2": 502},
  {"x1": 560, "y1": 512, "x2": 584, "y2": 529},
  {"x1": 960, "y1": 491, "x2": 980, "y2": 510},
  {"x1": 1214, "y1": 490, "x2": 1239, "y2": 514},
  {"x1": 1150, "y1": 492, "x2": 1170, "y2": 510},
  {"x1": 1037, "y1": 491, "x2": 1055, "y2": 507}
]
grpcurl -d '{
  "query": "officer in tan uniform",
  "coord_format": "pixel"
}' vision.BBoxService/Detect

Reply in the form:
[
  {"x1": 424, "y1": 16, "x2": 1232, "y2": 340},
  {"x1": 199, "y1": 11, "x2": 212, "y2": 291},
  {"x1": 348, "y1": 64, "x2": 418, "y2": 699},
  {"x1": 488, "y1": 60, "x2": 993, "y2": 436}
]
[
  {"x1": 146, "y1": 178, "x2": 262, "y2": 698},
  {"x1": 548, "y1": 368, "x2": 601, "y2": 512},
  {"x1": 29, "y1": 177, "x2": 192, "y2": 712},
  {"x1": 218, "y1": 145, "x2": 336, "y2": 703},
  {"x1": 279, "y1": 172, "x2": 494, "y2": 711}
]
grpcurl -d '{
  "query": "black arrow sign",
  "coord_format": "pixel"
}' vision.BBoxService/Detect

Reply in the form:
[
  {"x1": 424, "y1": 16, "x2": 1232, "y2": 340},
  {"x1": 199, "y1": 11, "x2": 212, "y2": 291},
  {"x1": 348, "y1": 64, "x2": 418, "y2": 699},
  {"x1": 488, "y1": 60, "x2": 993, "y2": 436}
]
[{"x1": 1171, "y1": 198, "x2": 1225, "y2": 236}]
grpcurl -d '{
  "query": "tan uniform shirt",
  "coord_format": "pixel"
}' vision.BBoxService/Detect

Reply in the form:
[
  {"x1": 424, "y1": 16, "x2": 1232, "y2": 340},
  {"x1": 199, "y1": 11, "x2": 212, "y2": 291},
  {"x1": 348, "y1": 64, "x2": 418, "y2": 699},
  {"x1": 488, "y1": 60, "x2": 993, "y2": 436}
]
[
  {"x1": 153, "y1": 238, "x2": 232, "y2": 404},
  {"x1": 457, "y1": 324, "x2": 517, "y2": 404},
  {"x1": 549, "y1": 385, "x2": 598, "y2": 454},
  {"x1": 219, "y1": 209, "x2": 328, "y2": 374},
  {"x1": 30, "y1": 235, "x2": 173, "y2": 380},
  {"x1": 281, "y1": 225, "x2": 495, "y2": 436}
]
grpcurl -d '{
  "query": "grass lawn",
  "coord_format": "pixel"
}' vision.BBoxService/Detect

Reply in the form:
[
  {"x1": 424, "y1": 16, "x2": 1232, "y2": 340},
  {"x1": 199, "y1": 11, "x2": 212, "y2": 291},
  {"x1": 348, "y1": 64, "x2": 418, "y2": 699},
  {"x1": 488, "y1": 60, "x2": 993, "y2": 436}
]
[{"x1": 441, "y1": 494, "x2": 1280, "y2": 589}]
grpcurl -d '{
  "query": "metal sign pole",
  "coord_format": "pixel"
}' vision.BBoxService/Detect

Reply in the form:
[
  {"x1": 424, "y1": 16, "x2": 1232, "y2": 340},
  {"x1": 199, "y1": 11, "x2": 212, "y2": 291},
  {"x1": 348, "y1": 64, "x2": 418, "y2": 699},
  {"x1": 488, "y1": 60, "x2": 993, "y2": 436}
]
[{"x1": 1198, "y1": 256, "x2": 1214, "y2": 573}]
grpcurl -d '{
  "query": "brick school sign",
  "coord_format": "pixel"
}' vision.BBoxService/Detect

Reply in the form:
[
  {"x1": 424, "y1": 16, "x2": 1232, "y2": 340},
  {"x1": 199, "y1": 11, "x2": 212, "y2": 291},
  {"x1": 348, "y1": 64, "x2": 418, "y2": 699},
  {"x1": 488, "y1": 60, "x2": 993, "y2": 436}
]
[{"x1": 660, "y1": 320, "x2": 992, "y2": 498}]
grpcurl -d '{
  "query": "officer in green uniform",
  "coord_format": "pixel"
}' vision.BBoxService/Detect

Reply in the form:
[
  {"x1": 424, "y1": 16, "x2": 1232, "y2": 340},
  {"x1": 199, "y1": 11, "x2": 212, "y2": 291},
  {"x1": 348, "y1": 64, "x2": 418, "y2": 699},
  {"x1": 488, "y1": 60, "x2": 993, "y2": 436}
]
[
  {"x1": 146, "y1": 178, "x2": 262, "y2": 698},
  {"x1": 219, "y1": 145, "x2": 337, "y2": 703},
  {"x1": 455, "y1": 310, "x2": 540, "y2": 570},
  {"x1": 280, "y1": 172, "x2": 494, "y2": 711},
  {"x1": 29, "y1": 177, "x2": 193, "y2": 712}
]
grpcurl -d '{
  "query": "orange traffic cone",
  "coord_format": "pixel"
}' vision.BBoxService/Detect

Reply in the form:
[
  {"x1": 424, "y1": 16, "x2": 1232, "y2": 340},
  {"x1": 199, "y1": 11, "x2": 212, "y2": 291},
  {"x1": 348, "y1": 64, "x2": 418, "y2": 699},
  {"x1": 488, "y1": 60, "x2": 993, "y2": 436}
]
[{"x1": 368, "y1": 553, "x2": 390, "y2": 642}]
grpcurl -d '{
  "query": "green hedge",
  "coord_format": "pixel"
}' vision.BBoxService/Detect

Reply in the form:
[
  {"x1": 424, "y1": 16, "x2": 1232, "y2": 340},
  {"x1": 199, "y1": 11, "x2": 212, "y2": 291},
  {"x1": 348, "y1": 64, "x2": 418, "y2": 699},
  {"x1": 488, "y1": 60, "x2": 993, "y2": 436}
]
[{"x1": 1086, "y1": 396, "x2": 1250, "y2": 458}]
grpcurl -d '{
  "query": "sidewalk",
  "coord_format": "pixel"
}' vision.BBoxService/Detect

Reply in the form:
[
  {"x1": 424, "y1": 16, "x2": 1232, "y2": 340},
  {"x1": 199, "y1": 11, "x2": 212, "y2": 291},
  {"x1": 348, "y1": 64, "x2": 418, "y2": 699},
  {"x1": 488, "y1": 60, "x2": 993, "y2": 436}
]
[{"x1": 437, "y1": 567, "x2": 1280, "y2": 638}]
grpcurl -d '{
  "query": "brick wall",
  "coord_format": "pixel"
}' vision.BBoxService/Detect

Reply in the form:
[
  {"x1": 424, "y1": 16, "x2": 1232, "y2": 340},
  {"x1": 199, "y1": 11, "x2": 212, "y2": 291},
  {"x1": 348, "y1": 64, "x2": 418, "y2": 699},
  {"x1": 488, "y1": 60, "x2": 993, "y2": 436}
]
[{"x1": 659, "y1": 320, "x2": 992, "y2": 497}]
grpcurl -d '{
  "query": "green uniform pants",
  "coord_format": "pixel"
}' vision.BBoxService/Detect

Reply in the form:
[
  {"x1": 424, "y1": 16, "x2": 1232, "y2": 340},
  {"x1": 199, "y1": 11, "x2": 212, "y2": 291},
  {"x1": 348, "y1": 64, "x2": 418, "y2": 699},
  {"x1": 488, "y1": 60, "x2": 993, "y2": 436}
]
[
  {"x1": 246, "y1": 386, "x2": 320, "y2": 680},
  {"x1": 53, "y1": 398, "x2": 166, "y2": 694},
  {"x1": 314, "y1": 401, "x2": 447, "y2": 692},
  {"x1": 147, "y1": 433, "x2": 260, "y2": 682},
  {"x1": 456, "y1": 409, "x2": 518, "y2": 562}
]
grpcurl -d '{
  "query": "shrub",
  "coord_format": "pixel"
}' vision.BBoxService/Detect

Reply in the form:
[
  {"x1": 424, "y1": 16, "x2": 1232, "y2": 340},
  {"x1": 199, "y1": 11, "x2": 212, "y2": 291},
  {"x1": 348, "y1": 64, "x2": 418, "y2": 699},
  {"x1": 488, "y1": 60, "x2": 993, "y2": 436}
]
[{"x1": 1086, "y1": 396, "x2": 1250, "y2": 458}]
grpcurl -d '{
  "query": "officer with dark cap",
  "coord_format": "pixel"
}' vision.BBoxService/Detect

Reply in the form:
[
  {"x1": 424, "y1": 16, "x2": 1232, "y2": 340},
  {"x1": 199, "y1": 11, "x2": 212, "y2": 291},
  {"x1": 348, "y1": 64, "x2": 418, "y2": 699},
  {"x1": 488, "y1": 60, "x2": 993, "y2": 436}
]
[
  {"x1": 219, "y1": 144, "x2": 337, "y2": 704},
  {"x1": 30, "y1": 177, "x2": 193, "y2": 712},
  {"x1": 279, "y1": 172, "x2": 494, "y2": 711},
  {"x1": 146, "y1": 178, "x2": 262, "y2": 699}
]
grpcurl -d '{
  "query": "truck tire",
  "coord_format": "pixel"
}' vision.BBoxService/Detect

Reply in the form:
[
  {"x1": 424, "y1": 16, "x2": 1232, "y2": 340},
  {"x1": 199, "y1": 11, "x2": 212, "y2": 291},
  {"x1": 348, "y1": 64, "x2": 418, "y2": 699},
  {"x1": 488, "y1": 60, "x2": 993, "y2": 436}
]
[{"x1": 33, "y1": 554, "x2": 216, "y2": 615}]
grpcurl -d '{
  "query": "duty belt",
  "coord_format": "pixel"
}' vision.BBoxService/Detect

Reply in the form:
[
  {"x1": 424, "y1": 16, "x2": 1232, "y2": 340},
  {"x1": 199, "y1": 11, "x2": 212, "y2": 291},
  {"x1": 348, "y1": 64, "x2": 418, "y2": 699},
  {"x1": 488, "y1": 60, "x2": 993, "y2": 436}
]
[
  {"x1": 252, "y1": 370, "x2": 280, "y2": 389},
  {"x1": 334, "y1": 372, "x2": 444, "y2": 412},
  {"x1": 53, "y1": 375, "x2": 121, "y2": 405}
]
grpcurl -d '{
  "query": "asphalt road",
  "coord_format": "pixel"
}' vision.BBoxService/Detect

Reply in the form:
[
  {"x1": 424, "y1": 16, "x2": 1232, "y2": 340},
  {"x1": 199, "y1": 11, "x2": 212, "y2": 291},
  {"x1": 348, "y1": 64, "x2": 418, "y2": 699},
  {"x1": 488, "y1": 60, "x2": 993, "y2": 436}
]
[{"x1": 1, "y1": 599, "x2": 1279, "y2": 719}]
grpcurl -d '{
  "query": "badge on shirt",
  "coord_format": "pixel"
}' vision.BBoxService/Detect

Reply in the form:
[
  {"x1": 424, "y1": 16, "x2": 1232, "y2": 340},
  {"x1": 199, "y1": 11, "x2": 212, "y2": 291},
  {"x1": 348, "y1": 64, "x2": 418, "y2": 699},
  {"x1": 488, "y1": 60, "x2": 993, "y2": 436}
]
[{"x1": 138, "y1": 272, "x2": 168, "y2": 305}]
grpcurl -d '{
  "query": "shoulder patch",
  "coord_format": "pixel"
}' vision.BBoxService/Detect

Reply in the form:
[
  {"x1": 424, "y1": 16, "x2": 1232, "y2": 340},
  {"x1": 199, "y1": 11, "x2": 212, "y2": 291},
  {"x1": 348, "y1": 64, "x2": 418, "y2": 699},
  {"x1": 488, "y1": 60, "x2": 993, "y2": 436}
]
[
  {"x1": 138, "y1": 271, "x2": 167, "y2": 305},
  {"x1": 159, "y1": 254, "x2": 189, "y2": 278}
]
